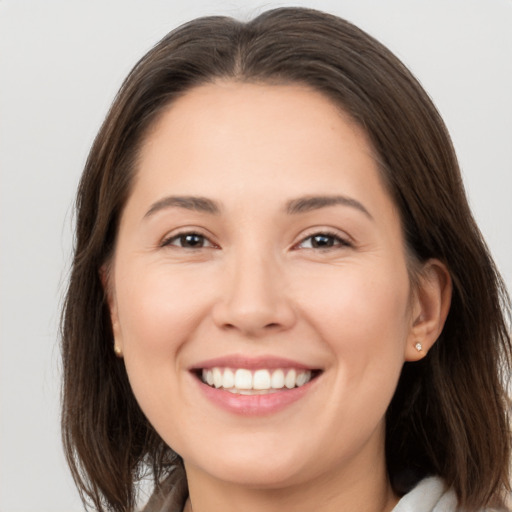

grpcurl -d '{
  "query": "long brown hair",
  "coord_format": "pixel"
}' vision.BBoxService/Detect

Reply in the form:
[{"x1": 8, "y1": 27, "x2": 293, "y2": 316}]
[{"x1": 61, "y1": 7, "x2": 511, "y2": 511}]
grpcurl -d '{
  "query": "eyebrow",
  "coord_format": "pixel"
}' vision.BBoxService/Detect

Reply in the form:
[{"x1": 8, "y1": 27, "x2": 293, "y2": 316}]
[
  {"x1": 286, "y1": 195, "x2": 373, "y2": 219},
  {"x1": 143, "y1": 194, "x2": 372, "y2": 220},
  {"x1": 144, "y1": 196, "x2": 221, "y2": 218}
]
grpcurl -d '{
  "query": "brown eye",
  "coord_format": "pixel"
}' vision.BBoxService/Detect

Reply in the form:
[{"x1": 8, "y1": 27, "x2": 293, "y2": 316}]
[
  {"x1": 297, "y1": 232, "x2": 350, "y2": 249},
  {"x1": 310, "y1": 234, "x2": 335, "y2": 248},
  {"x1": 163, "y1": 232, "x2": 213, "y2": 249}
]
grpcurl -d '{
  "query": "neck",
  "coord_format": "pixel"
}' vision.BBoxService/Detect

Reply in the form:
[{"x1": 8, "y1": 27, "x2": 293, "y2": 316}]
[{"x1": 183, "y1": 443, "x2": 398, "y2": 512}]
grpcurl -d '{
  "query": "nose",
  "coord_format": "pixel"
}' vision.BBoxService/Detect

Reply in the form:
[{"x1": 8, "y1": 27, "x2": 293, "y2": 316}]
[{"x1": 211, "y1": 250, "x2": 297, "y2": 337}]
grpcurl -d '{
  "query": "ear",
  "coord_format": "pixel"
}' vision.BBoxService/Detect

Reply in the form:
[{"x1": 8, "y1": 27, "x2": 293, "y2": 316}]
[
  {"x1": 99, "y1": 263, "x2": 123, "y2": 357},
  {"x1": 405, "y1": 259, "x2": 452, "y2": 362}
]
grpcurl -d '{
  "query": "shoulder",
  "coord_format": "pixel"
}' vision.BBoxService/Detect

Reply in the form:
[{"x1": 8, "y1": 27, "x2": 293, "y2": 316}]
[
  {"x1": 392, "y1": 477, "x2": 456, "y2": 512},
  {"x1": 142, "y1": 466, "x2": 188, "y2": 512},
  {"x1": 392, "y1": 477, "x2": 508, "y2": 512}
]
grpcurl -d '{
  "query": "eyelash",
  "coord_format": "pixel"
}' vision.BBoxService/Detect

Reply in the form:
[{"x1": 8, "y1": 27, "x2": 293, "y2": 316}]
[
  {"x1": 294, "y1": 231, "x2": 352, "y2": 250},
  {"x1": 161, "y1": 231, "x2": 216, "y2": 249},
  {"x1": 161, "y1": 230, "x2": 351, "y2": 251}
]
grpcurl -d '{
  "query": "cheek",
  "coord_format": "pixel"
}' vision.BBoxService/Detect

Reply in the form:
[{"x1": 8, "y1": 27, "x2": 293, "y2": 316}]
[
  {"x1": 299, "y1": 262, "x2": 410, "y2": 337},
  {"x1": 116, "y1": 266, "x2": 210, "y2": 353},
  {"x1": 295, "y1": 261, "x2": 411, "y2": 384},
  {"x1": 113, "y1": 265, "x2": 214, "y2": 436},
  {"x1": 310, "y1": 266, "x2": 410, "y2": 428},
  {"x1": 113, "y1": 265, "x2": 216, "y2": 417}
]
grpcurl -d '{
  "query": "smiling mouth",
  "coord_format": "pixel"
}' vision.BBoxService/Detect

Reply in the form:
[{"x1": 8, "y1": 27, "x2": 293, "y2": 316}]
[{"x1": 198, "y1": 367, "x2": 321, "y2": 395}]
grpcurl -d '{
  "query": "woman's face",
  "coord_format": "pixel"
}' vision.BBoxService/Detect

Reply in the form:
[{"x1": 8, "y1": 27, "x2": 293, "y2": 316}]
[{"x1": 108, "y1": 82, "x2": 422, "y2": 488}]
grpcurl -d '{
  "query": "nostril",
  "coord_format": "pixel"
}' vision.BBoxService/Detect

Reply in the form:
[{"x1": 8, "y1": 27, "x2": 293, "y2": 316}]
[{"x1": 212, "y1": 296, "x2": 297, "y2": 335}]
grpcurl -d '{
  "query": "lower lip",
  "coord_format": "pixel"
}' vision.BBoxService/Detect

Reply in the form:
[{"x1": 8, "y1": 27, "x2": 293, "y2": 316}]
[{"x1": 195, "y1": 375, "x2": 318, "y2": 416}]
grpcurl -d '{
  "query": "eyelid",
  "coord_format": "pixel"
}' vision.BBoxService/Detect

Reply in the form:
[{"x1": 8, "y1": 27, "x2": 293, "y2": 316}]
[
  {"x1": 160, "y1": 227, "x2": 219, "y2": 249},
  {"x1": 292, "y1": 228, "x2": 354, "y2": 250}
]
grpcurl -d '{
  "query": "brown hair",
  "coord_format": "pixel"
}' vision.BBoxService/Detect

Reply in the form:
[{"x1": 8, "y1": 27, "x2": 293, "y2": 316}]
[{"x1": 61, "y1": 7, "x2": 511, "y2": 511}]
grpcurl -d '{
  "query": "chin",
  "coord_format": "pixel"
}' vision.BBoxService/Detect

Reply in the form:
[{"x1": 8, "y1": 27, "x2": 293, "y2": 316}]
[
  {"x1": 183, "y1": 441, "x2": 314, "y2": 489},
  {"x1": 204, "y1": 463, "x2": 307, "y2": 489}
]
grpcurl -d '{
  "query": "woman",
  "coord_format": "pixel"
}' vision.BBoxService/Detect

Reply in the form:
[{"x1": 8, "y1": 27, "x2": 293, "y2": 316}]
[{"x1": 61, "y1": 7, "x2": 511, "y2": 512}]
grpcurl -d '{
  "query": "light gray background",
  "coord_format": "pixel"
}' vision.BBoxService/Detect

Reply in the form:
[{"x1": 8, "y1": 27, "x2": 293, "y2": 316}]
[{"x1": 1, "y1": 1, "x2": 511, "y2": 511}]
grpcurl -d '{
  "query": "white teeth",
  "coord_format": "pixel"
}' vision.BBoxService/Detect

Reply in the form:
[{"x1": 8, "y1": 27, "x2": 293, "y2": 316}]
[
  {"x1": 213, "y1": 367, "x2": 223, "y2": 388},
  {"x1": 284, "y1": 369, "x2": 296, "y2": 389},
  {"x1": 296, "y1": 371, "x2": 308, "y2": 387},
  {"x1": 253, "y1": 369, "x2": 271, "y2": 390},
  {"x1": 271, "y1": 369, "x2": 285, "y2": 389},
  {"x1": 235, "y1": 369, "x2": 253, "y2": 389},
  {"x1": 223, "y1": 368, "x2": 235, "y2": 388},
  {"x1": 201, "y1": 367, "x2": 313, "y2": 393}
]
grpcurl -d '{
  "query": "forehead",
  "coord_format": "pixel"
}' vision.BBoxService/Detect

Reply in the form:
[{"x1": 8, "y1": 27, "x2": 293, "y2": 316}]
[
  {"x1": 152, "y1": 81, "x2": 365, "y2": 141},
  {"x1": 136, "y1": 81, "x2": 381, "y2": 192}
]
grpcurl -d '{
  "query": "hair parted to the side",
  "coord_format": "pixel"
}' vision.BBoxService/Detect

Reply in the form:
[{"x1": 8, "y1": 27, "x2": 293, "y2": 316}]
[{"x1": 61, "y1": 7, "x2": 511, "y2": 512}]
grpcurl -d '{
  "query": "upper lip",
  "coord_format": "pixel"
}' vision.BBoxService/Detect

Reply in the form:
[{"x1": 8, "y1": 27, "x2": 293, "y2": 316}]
[{"x1": 190, "y1": 355, "x2": 319, "y2": 371}]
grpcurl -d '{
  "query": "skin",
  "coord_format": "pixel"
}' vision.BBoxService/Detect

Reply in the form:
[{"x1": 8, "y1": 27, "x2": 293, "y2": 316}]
[{"x1": 106, "y1": 82, "x2": 451, "y2": 512}]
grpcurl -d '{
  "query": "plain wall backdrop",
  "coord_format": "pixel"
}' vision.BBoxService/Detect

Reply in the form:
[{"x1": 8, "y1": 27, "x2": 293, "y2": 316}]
[{"x1": 1, "y1": 1, "x2": 511, "y2": 511}]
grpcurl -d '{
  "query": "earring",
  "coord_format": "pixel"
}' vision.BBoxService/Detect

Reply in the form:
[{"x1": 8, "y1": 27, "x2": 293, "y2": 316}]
[
  {"x1": 114, "y1": 342, "x2": 123, "y2": 357},
  {"x1": 414, "y1": 342, "x2": 423, "y2": 352}
]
